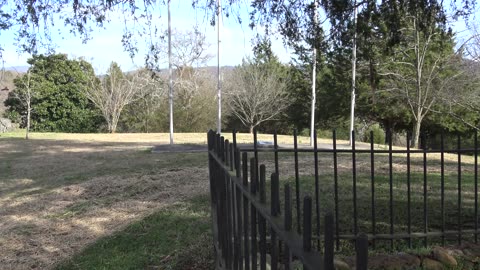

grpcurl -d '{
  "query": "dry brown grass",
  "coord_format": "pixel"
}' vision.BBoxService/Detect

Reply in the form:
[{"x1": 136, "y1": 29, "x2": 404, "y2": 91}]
[
  {"x1": 0, "y1": 133, "x2": 209, "y2": 270},
  {"x1": 0, "y1": 132, "x2": 474, "y2": 269}
]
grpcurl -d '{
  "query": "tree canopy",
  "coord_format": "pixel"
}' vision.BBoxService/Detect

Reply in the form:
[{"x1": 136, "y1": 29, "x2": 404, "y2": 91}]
[
  {"x1": 5, "y1": 54, "x2": 103, "y2": 132},
  {"x1": 0, "y1": 1, "x2": 475, "y2": 59}
]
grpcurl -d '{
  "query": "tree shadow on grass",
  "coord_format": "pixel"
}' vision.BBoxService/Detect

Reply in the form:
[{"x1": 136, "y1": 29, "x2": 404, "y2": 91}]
[
  {"x1": 0, "y1": 137, "x2": 207, "y2": 198},
  {"x1": 55, "y1": 195, "x2": 215, "y2": 270},
  {"x1": 0, "y1": 136, "x2": 210, "y2": 269}
]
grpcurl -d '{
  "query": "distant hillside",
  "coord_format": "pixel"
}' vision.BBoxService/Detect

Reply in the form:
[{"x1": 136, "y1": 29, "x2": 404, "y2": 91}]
[{"x1": 5, "y1": 66, "x2": 29, "y2": 73}]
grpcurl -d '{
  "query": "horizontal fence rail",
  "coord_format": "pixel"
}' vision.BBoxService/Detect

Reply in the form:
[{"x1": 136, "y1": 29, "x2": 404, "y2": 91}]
[
  {"x1": 207, "y1": 130, "x2": 369, "y2": 270},
  {"x1": 235, "y1": 129, "x2": 480, "y2": 252}
]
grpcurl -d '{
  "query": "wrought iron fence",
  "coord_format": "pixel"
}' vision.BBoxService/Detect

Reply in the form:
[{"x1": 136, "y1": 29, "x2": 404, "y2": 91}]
[
  {"x1": 207, "y1": 130, "x2": 369, "y2": 270},
  {"x1": 235, "y1": 129, "x2": 480, "y2": 252}
]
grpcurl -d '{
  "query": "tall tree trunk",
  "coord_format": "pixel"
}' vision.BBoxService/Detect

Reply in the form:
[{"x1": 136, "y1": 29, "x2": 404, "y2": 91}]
[
  {"x1": 310, "y1": 0, "x2": 318, "y2": 147},
  {"x1": 250, "y1": 125, "x2": 254, "y2": 134},
  {"x1": 369, "y1": 58, "x2": 376, "y2": 105},
  {"x1": 411, "y1": 118, "x2": 422, "y2": 148},
  {"x1": 168, "y1": 0, "x2": 174, "y2": 144},
  {"x1": 107, "y1": 119, "x2": 115, "y2": 133},
  {"x1": 216, "y1": 0, "x2": 222, "y2": 134},
  {"x1": 26, "y1": 107, "x2": 30, "y2": 140},
  {"x1": 349, "y1": 0, "x2": 358, "y2": 146}
]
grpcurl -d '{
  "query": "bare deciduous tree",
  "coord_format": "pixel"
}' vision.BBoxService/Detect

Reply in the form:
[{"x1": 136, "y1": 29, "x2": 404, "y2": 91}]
[
  {"x1": 151, "y1": 27, "x2": 213, "y2": 98},
  {"x1": 9, "y1": 70, "x2": 34, "y2": 139},
  {"x1": 146, "y1": 26, "x2": 214, "y2": 131},
  {"x1": 86, "y1": 63, "x2": 154, "y2": 133},
  {"x1": 379, "y1": 15, "x2": 462, "y2": 147},
  {"x1": 225, "y1": 59, "x2": 290, "y2": 133}
]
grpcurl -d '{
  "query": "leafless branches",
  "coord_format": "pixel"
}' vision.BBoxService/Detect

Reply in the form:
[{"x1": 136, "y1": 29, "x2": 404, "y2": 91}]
[
  {"x1": 224, "y1": 60, "x2": 290, "y2": 133},
  {"x1": 86, "y1": 64, "x2": 159, "y2": 133},
  {"x1": 9, "y1": 70, "x2": 34, "y2": 139}
]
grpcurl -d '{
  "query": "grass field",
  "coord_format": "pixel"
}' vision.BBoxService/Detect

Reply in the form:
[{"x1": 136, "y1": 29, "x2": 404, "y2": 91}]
[
  {"x1": 0, "y1": 131, "x2": 316, "y2": 270},
  {"x1": 0, "y1": 132, "x2": 216, "y2": 269},
  {"x1": 1, "y1": 130, "x2": 476, "y2": 269}
]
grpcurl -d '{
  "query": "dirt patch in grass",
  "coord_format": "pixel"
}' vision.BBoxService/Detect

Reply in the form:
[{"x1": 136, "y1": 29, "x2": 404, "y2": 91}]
[{"x1": 0, "y1": 134, "x2": 208, "y2": 270}]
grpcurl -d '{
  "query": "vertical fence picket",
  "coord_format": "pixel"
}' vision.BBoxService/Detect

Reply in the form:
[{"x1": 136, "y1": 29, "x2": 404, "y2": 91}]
[
  {"x1": 260, "y1": 165, "x2": 266, "y2": 204},
  {"x1": 303, "y1": 196, "x2": 312, "y2": 269},
  {"x1": 284, "y1": 184, "x2": 292, "y2": 270},
  {"x1": 370, "y1": 131, "x2": 376, "y2": 249},
  {"x1": 388, "y1": 130, "x2": 394, "y2": 249},
  {"x1": 423, "y1": 134, "x2": 428, "y2": 247},
  {"x1": 407, "y1": 132, "x2": 412, "y2": 248},
  {"x1": 220, "y1": 136, "x2": 225, "y2": 162},
  {"x1": 235, "y1": 155, "x2": 243, "y2": 270},
  {"x1": 333, "y1": 130, "x2": 340, "y2": 250},
  {"x1": 242, "y1": 152, "x2": 250, "y2": 270},
  {"x1": 225, "y1": 140, "x2": 230, "y2": 168},
  {"x1": 230, "y1": 144, "x2": 234, "y2": 171},
  {"x1": 274, "y1": 130, "x2": 279, "y2": 177},
  {"x1": 313, "y1": 130, "x2": 321, "y2": 249},
  {"x1": 458, "y1": 134, "x2": 462, "y2": 245},
  {"x1": 232, "y1": 130, "x2": 238, "y2": 170},
  {"x1": 293, "y1": 129, "x2": 301, "y2": 234},
  {"x1": 271, "y1": 173, "x2": 280, "y2": 270},
  {"x1": 324, "y1": 212, "x2": 334, "y2": 270},
  {"x1": 352, "y1": 131, "x2": 358, "y2": 237},
  {"x1": 250, "y1": 158, "x2": 258, "y2": 270},
  {"x1": 271, "y1": 173, "x2": 280, "y2": 217},
  {"x1": 274, "y1": 130, "x2": 283, "y2": 266},
  {"x1": 226, "y1": 169, "x2": 233, "y2": 268},
  {"x1": 259, "y1": 165, "x2": 267, "y2": 270},
  {"x1": 441, "y1": 132, "x2": 445, "y2": 246},
  {"x1": 476, "y1": 130, "x2": 479, "y2": 243}
]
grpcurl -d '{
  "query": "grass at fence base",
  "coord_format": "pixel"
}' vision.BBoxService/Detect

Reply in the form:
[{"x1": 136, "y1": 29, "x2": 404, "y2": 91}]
[
  {"x1": 240, "y1": 150, "x2": 479, "y2": 255},
  {"x1": 55, "y1": 195, "x2": 214, "y2": 270},
  {"x1": 277, "y1": 171, "x2": 478, "y2": 254}
]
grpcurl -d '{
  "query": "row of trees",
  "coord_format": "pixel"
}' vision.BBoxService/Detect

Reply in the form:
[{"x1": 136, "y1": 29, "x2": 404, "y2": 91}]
[
  {"x1": 3, "y1": 0, "x2": 480, "y2": 146},
  {"x1": 5, "y1": 25, "x2": 480, "y2": 145},
  {"x1": 4, "y1": 31, "x2": 291, "y2": 136}
]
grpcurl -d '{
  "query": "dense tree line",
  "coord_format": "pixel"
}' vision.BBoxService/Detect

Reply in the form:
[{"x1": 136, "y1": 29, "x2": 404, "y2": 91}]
[{"x1": 2, "y1": 1, "x2": 480, "y2": 145}]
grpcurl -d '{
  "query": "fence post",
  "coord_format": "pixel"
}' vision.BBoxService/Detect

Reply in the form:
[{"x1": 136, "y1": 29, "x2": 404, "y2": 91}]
[
  {"x1": 333, "y1": 129, "x2": 340, "y2": 250},
  {"x1": 235, "y1": 147, "x2": 243, "y2": 269},
  {"x1": 303, "y1": 196, "x2": 312, "y2": 266},
  {"x1": 388, "y1": 130, "x2": 394, "y2": 249},
  {"x1": 250, "y1": 158, "x2": 258, "y2": 270},
  {"x1": 293, "y1": 129, "x2": 301, "y2": 234},
  {"x1": 271, "y1": 173, "x2": 280, "y2": 269},
  {"x1": 324, "y1": 212, "x2": 334, "y2": 270},
  {"x1": 356, "y1": 233, "x2": 368, "y2": 270},
  {"x1": 242, "y1": 152, "x2": 250, "y2": 270},
  {"x1": 259, "y1": 165, "x2": 267, "y2": 270},
  {"x1": 284, "y1": 184, "x2": 292, "y2": 270},
  {"x1": 352, "y1": 130, "x2": 358, "y2": 237}
]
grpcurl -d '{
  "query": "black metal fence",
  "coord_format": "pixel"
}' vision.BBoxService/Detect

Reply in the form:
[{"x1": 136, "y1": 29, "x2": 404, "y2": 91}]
[
  {"x1": 233, "y1": 129, "x2": 480, "y2": 252},
  {"x1": 207, "y1": 130, "x2": 369, "y2": 269}
]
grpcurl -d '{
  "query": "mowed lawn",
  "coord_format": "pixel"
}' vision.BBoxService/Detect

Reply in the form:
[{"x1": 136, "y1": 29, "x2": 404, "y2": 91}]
[
  {"x1": 0, "y1": 132, "x2": 216, "y2": 270},
  {"x1": 0, "y1": 131, "x2": 312, "y2": 270},
  {"x1": 2, "y1": 131, "x2": 475, "y2": 269}
]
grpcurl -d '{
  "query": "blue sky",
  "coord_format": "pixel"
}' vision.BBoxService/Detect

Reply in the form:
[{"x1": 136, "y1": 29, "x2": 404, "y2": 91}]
[
  {"x1": 1, "y1": 1, "x2": 292, "y2": 73},
  {"x1": 1, "y1": 1, "x2": 477, "y2": 73}
]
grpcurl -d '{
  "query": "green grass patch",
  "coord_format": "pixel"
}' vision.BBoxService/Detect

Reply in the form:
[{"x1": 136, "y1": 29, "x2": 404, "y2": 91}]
[
  {"x1": 55, "y1": 195, "x2": 214, "y2": 270},
  {"x1": 275, "y1": 170, "x2": 478, "y2": 253}
]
